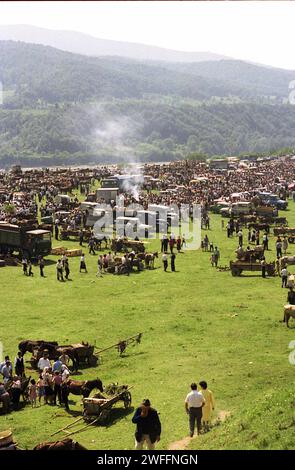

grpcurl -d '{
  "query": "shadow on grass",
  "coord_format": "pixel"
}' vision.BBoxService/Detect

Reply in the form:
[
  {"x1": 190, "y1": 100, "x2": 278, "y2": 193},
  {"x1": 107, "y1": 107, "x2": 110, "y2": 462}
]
[
  {"x1": 239, "y1": 275, "x2": 274, "y2": 278},
  {"x1": 119, "y1": 351, "x2": 145, "y2": 359},
  {"x1": 105, "y1": 406, "x2": 134, "y2": 428}
]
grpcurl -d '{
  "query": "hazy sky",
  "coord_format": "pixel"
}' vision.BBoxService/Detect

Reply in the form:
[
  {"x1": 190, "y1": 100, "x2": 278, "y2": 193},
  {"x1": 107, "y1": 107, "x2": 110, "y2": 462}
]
[{"x1": 1, "y1": 1, "x2": 295, "y2": 69}]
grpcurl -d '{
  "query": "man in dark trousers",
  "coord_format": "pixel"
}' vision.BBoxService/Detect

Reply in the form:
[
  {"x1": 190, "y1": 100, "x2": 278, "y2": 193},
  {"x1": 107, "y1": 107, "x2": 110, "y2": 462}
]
[
  {"x1": 14, "y1": 351, "x2": 25, "y2": 377},
  {"x1": 39, "y1": 256, "x2": 45, "y2": 277},
  {"x1": 171, "y1": 253, "x2": 176, "y2": 272},
  {"x1": 132, "y1": 399, "x2": 161, "y2": 450},
  {"x1": 55, "y1": 222, "x2": 59, "y2": 241},
  {"x1": 185, "y1": 383, "x2": 205, "y2": 437},
  {"x1": 61, "y1": 382, "x2": 70, "y2": 411}
]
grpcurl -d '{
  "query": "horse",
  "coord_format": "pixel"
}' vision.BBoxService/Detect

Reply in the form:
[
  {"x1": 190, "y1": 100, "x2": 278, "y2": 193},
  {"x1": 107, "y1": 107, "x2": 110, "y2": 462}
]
[
  {"x1": 283, "y1": 304, "x2": 295, "y2": 327},
  {"x1": 94, "y1": 235, "x2": 109, "y2": 251},
  {"x1": 34, "y1": 438, "x2": 87, "y2": 450},
  {"x1": 56, "y1": 346, "x2": 80, "y2": 372},
  {"x1": 66, "y1": 378, "x2": 103, "y2": 398},
  {"x1": 18, "y1": 340, "x2": 58, "y2": 356},
  {"x1": 144, "y1": 251, "x2": 158, "y2": 269},
  {"x1": 5, "y1": 375, "x2": 31, "y2": 403}
]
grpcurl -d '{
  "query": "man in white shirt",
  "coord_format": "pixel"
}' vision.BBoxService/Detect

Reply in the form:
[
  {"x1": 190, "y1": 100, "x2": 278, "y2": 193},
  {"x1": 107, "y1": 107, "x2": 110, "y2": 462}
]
[
  {"x1": 1, "y1": 360, "x2": 13, "y2": 384},
  {"x1": 38, "y1": 353, "x2": 51, "y2": 372},
  {"x1": 281, "y1": 267, "x2": 288, "y2": 288},
  {"x1": 185, "y1": 383, "x2": 205, "y2": 437}
]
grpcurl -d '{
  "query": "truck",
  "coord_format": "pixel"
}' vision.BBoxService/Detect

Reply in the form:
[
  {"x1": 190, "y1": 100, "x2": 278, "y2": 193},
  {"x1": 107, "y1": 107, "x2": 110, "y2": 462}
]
[
  {"x1": 0, "y1": 223, "x2": 52, "y2": 258},
  {"x1": 257, "y1": 192, "x2": 288, "y2": 210},
  {"x1": 221, "y1": 201, "x2": 253, "y2": 218}
]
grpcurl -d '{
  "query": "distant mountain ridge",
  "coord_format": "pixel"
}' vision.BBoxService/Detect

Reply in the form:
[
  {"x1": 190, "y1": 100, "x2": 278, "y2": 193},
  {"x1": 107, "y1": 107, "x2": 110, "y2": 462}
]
[{"x1": 0, "y1": 24, "x2": 232, "y2": 63}]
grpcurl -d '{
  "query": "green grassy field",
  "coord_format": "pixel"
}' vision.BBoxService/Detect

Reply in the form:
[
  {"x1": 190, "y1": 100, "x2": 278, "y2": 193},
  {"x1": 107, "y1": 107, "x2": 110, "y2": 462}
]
[{"x1": 0, "y1": 202, "x2": 294, "y2": 450}]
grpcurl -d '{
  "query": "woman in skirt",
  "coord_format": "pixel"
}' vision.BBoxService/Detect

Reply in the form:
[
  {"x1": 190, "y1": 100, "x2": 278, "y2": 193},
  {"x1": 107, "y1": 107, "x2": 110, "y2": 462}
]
[{"x1": 80, "y1": 254, "x2": 88, "y2": 273}]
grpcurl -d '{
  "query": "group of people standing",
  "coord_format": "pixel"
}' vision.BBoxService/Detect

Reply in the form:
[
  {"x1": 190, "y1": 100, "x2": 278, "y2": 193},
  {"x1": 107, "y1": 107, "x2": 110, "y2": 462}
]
[
  {"x1": 0, "y1": 353, "x2": 25, "y2": 412},
  {"x1": 161, "y1": 234, "x2": 185, "y2": 254},
  {"x1": 56, "y1": 254, "x2": 71, "y2": 281},
  {"x1": 34, "y1": 352, "x2": 71, "y2": 410},
  {"x1": 0, "y1": 351, "x2": 71, "y2": 413}
]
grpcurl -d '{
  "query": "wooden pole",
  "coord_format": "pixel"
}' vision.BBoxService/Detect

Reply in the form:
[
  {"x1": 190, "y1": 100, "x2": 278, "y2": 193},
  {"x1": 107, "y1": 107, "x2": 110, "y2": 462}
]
[
  {"x1": 62, "y1": 416, "x2": 100, "y2": 437},
  {"x1": 94, "y1": 334, "x2": 142, "y2": 353},
  {"x1": 50, "y1": 416, "x2": 83, "y2": 436}
]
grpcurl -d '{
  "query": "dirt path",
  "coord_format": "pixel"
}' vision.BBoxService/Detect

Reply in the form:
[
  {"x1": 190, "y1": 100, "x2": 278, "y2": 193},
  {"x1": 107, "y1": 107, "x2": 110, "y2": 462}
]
[{"x1": 167, "y1": 411, "x2": 230, "y2": 451}]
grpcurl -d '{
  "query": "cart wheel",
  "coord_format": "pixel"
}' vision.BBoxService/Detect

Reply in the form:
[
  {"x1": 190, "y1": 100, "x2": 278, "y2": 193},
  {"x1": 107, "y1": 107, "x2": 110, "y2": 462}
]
[
  {"x1": 288, "y1": 237, "x2": 294, "y2": 244},
  {"x1": 98, "y1": 409, "x2": 111, "y2": 425},
  {"x1": 123, "y1": 391, "x2": 132, "y2": 409},
  {"x1": 83, "y1": 411, "x2": 93, "y2": 423},
  {"x1": 88, "y1": 355, "x2": 99, "y2": 367}
]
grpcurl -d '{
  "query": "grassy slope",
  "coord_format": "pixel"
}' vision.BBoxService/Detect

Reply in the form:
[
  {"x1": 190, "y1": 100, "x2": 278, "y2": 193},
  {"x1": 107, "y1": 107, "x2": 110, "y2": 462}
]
[{"x1": 0, "y1": 203, "x2": 294, "y2": 450}]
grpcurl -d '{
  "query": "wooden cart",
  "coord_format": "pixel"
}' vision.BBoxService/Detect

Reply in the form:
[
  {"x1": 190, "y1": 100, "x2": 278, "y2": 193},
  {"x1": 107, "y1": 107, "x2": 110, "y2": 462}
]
[
  {"x1": 51, "y1": 385, "x2": 133, "y2": 437},
  {"x1": 230, "y1": 260, "x2": 275, "y2": 276}
]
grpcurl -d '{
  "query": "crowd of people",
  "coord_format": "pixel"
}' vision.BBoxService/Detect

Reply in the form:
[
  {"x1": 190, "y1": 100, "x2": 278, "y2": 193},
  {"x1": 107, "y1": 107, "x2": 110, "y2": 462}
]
[
  {"x1": 1, "y1": 155, "x2": 295, "y2": 449},
  {"x1": 0, "y1": 350, "x2": 72, "y2": 414}
]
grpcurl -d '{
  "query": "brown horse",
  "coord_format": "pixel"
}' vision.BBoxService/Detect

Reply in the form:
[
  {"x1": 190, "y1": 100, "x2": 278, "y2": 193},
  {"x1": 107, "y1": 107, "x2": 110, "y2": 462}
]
[
  {"x1": 34, "y1": 438, "x2": 87, "y2": 450},
  {"x1": 284, "y1": 305, "x2": 295, "y2": 327},
  {"x1": 66, "y1": 378, "x2": 103, "y2": 398},
  {"x1": 18, "y1": 340, "x2": 58, "y2": 356}
]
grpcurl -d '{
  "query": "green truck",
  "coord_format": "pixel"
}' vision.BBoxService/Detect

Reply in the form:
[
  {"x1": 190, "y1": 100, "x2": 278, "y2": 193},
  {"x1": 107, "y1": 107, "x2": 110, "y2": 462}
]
[{"x1": 0, "y1": 223, "x2": 52, "y2": 258}]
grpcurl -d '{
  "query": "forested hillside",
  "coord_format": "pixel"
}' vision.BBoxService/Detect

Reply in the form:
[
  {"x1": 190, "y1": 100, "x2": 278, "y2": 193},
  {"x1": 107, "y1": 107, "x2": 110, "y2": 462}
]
[{"x1": 0, "y1": 41, "x2": 295, "y2": 166}]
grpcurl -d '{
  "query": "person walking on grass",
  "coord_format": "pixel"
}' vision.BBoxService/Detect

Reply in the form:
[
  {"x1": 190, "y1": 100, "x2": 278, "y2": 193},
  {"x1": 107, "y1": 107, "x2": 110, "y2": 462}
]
[
  {"x1": 22, "y1": 257, "x2": 28, "y2": 275},
  {"x1": 80, "y1": 254, "x2": 88, "y2": 273},
  {"x1": 262, "y1": 232, "x2": 269, "y2": 251},
  {"x1": 185, "y1": 383, "x2": 205, "y2": 437},
  {"x1": 28, "y1": 260, "x2": 33, "y2": 277},
  {"x1": 132, "y1": 399, "x2": 161, "y2": 450},
  {"x1": 56, "y1": 259, "x2": 64, "y2": 281},
  {"x1": 96, "y1": 255, "x2": 103, "y2": 277},
  {"x1": 199, "y1": 381, "x2": 215, "y2": 432},
  {"x1": 176, "y1": 236, "x2": 182, "y2": 253},
  {"x1": 210, "y1": 253, "x2": 215, "y2": 267},
  {"x1": 281, "y1": 266, "x2": 288, "y2": 288},
  {"x1": 171, "y1": 252, "x2": 176, "y2": 272},
  {"x1": 39, "y1": 256, "x2": 45, "y2": 277},
  {"x1": 162, "y1": 252, "x2": 168, "y2": 272},
  {"x1": 276, "y1": 237, "x2": 282, "y2": 258},
  {"x1": 214, "y1": 247, "x2": 220, "y2": 267},
  {"x1": 283, "y1": 236, "x2": 288, "y2": 255},
  {"x1": 64, "y1": 259, "x2": 70, "y2": 280},
  {"x1": 88, "y1": 237, "x2": 96, "y2": 255}
]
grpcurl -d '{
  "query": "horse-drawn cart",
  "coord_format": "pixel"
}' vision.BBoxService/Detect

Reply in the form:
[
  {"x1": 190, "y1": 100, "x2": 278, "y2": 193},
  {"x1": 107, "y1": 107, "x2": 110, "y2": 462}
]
[
  {"x1": 273, "y1": 227, "x2": 295, "y2": 243},
  {"x1": 111, "y1": 238, "x2": 146, "y2": 253},
  {"x1": 52, "y1": 384, "x2": 133, "y2": 437},
  {"x1": 230, "y1": 260, "x2": 275, "y2": 277},
  {"x1": 60, "y1": 228, "x2": 91, "y2": 242},
  {"x1": 82, "y1": 385, "x2": 132, "y2": 424}
]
